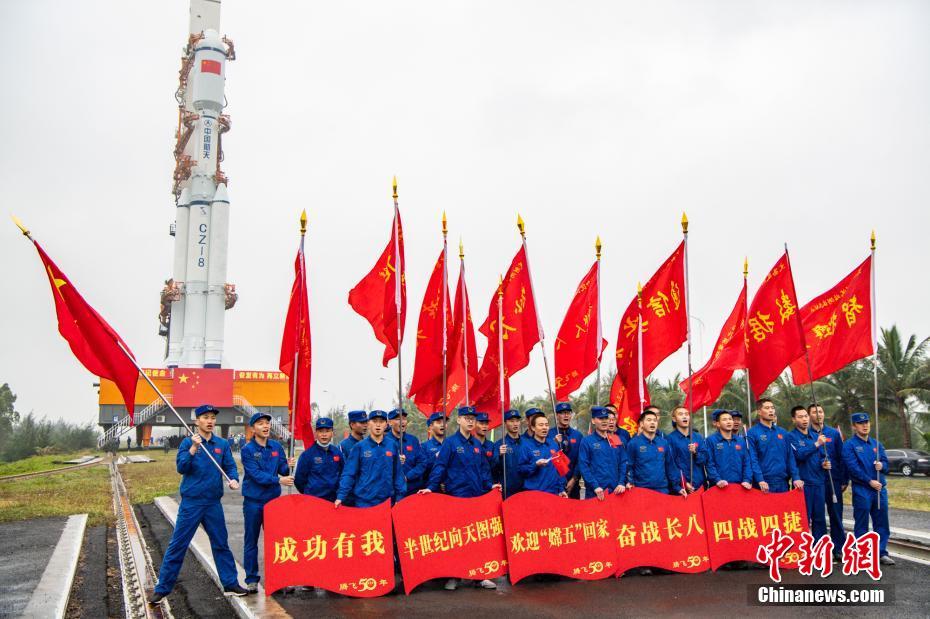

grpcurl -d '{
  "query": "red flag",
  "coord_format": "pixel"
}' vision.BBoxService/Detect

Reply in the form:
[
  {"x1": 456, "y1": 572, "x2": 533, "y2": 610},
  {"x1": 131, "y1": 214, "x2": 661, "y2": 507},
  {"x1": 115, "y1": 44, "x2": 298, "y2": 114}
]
[
  {"x1": 407, "y1": 248, "x2": 453, "y2": 414},
  {"x1": 348, "y1": 206, "x2": 406, "y2": 366},
  {"x1": 447, "y1": 260, "x2": 478, "y2": 408},
  {"x1": 478, "y1": 246, "x2": 540, "y2": 377},
  {"x1": 609, "y1": 372, "x2": 649, "y2": 435},
  {"x1": 33, "y1": 241, "x2": 138, "y2": 417},
  {"x1": 280, "y1": 246, "x2": 313, "y2": 443},
  {"x1": 680, "y1": 280, "x2": 748, "y2": 409},
  {"x1": 554, "y1": 261, "x2": 607, "y2": 400},
  {"x1": 746, "y1": 252, "x2": 805, "y2": 395},
  {"x1": 789, "y1": 256, "x2": 873, "y2": 385},
  {"x1": 172, "y1": 368, "x2": 234, "y2": 408},
  {"x1": 470, "y1": 283, "x2": 510, "y2": 427},
  {"x1": 613, "y1": 241, "x2": 687, "y2": 429}
]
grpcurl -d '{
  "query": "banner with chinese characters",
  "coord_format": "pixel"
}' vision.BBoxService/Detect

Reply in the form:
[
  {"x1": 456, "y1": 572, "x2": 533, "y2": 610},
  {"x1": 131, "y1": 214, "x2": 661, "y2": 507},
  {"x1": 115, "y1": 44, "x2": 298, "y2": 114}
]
[
  {"x1": 392, "y1": 491, "x2": 507, "y2": 594},
  {"x1": 612, "y1": 488, "x2": 711, "y2": 575},
  {"x1": 503, "y1": 490, "x2": 617, "y2": 583},
  {"x1": 701, "y1": 485, "x2": 809, "y2": 571},
  {"x1": 263, "y1": 495, "x2": 394, "y2": 597}
]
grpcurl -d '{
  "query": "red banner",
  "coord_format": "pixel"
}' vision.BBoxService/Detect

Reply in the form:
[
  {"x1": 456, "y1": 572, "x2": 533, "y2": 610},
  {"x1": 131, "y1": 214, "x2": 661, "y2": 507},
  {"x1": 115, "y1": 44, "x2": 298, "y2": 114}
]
[
  {"x1": 612, "y1": 488, "x2": 711, "y2": 575},
  {"x1": 701, "y1": 484, "x2": 809, "y2": 571},
  {"x1": 263, "y1": 495, "x2": 394, "y2": 597},
  {"x1": 503, "y1": 491, "x2": 617, "y2": 583},
  {"x1": 172, "y1": 368, "x2": 234, "y2": 407},
  {"x1": 392, "y1": 491, "x2": 507, "y2": 594}
]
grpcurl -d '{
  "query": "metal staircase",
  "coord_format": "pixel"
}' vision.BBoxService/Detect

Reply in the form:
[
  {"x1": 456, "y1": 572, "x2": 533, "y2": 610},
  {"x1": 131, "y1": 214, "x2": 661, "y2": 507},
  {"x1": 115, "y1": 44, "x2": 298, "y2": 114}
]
[
  {"x1": 97, "y1": 396, "x2": 172, "y2": 448},
  {"x1": 232, "y1": 394, "x2": 292, "y2": 441}
]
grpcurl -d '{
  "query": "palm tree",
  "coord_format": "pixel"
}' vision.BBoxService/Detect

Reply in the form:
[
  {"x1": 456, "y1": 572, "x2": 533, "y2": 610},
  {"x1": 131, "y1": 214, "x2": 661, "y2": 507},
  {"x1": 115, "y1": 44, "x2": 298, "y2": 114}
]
[{"x1": 875, "y1": 326, "x2": 930, "y2": 448}]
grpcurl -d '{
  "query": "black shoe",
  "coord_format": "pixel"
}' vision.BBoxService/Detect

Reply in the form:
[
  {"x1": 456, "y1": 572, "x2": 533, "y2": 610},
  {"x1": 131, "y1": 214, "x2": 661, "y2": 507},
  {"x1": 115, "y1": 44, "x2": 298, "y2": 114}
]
[
  {"x1": 246, "y1": 582, "x2": 259, "y2": 595},
  {"x1": 224, "y1": 584, "x2": 249, "y2": 597},
  {"x1": 148, "y1": 591, "x2": 167, "y2": 605}
]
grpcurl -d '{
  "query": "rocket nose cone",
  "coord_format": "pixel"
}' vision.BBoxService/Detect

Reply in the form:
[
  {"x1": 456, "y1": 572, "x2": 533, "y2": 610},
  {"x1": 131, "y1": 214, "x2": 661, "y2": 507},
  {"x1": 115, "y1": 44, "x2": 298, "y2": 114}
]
[{"x1": 212, "y1": 184, "x2": 229, "y2": 204}]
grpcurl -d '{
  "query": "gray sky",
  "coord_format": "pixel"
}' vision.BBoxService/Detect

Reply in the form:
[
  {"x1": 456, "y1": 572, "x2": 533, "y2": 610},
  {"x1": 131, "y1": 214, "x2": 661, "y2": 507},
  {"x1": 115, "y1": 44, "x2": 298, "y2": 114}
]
[{"x1": 2, "y1": 1, "x2": 928, "y2": 425}]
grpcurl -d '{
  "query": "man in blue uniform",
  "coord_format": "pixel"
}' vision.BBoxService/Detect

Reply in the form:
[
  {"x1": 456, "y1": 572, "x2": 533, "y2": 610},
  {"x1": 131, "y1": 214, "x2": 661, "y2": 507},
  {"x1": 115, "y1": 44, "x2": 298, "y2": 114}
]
[
  {"x1": 549, "y1": 402, "x2": 583, "y2": 498},
  {"x1": 294, "y1": 417, "x2": 343, "y2": 499},
  {"x1": 666, "y1": 405, "x2": 711, "y2": 492},
  {"x1": 626, "y1": 409, "x2": 686, "y2": 495},
  {"x1": 387, "y1": 408, "x2": 424, "y2": 495},
  {"x1": 518, "y1": 412, "x2": 567, "y2": 497},
  {"x1": 240, "y1": 411, "x2": 294, "y2": 593},
  {"x1": 809, "y1": 403, "x2": 847, "y2": 554},
  {"x1": 420, "y1": 412, "x2": 447, "y2": 490},
  {"x1": 604, "y1": 404, "x2": 632, "y2": 444},
  {"x1": 705, "y1": 410, "x2": 750, "y2": 488},
  {"x1": 421, "y1": 406, "x2": 499, "y2": 590},
  {"x1": 475, "y1": 412, "x2": 499, "y2": 473},
  {"x1": 842, "y1": 412, "x2": 894, "y2": 565},
  {"x1": 731, "y1": 410, "x2": 744, "y2": 435},
  {"x1": 493, "y1": 409, "x2": 524, "y2": 498},
  {"x1": 523, "y1": 408, "x2": 542, "y2": 440},
  {"x1": 341, "y1": 410, "x2": 368, "y2": 456},
  {"x1": 747, "y1": 398, "x2": 802, "y2": 493},
  {"x1": 788, "y1": 406, "x2": 828, "y2": 541},
  {"x1": 335, "y1": 410, "x2": 406, "y2": 508},
  {"x1": 578, "y1": 406, "x2": 628, "y2": 500},
  {"x1": 150, "y1": 405, "x2": 246, "y2": 603}
]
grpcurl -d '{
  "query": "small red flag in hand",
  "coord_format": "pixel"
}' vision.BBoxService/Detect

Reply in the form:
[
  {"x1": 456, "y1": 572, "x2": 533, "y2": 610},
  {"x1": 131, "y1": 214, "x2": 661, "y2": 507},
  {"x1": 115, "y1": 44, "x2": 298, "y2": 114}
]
[
  {"x1": 280, "y1": 243, "x2": 313, "y2": 443},
  {"x1": 551, "y1": 450, "x2": 571, "y2": 477},
  {"x1": 32, "y1": 240, "x2": 139, "y2": 418},
  {"x1": 554, "y1": 261, "x2": 607, "y2": 400},
  {"x1": 348, "y1": 205, "x2": 406, "y2": 366}
]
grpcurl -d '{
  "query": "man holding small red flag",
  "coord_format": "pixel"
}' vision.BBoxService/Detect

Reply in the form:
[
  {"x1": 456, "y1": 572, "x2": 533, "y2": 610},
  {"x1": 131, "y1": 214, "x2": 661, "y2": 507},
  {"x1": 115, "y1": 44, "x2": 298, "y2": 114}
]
[{"x1": 279, "y1": 211, "x2": 313, "y2": 444}]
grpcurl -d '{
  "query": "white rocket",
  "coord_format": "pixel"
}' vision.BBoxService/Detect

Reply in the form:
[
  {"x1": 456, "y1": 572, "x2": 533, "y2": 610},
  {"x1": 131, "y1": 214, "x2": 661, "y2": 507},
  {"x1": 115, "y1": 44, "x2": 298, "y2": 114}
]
[{"x1": 163, "y1": 1, "x2": 236, "y2": 368}]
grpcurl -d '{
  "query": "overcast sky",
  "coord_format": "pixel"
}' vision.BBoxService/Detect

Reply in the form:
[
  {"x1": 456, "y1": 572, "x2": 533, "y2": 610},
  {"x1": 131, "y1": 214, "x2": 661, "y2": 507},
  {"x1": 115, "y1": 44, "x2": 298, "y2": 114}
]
[{"x1": 2, "y1": 1, "x2": 928, "y2": 425}]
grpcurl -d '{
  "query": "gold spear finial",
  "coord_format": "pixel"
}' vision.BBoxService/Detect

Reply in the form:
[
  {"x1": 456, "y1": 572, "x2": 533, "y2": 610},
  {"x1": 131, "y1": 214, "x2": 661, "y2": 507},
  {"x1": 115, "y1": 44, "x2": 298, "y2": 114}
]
[
  {"x1": 516, "y1": 213, "x2": 525, "y2": 237},
  {"x1": 498, "y1": 274, "x2": 504, "y2": 297},
  {"x1": 11, "y1": 214, "x2": 31, "y2": 239},
  {"x1": 870, "y1": 230, "x2": 876, "y2": 251},
  {"x1": 442, "y1": 211, "x2": 447, "y2": 237},
  {"x1": 681, "y1": 212, "x2": 689, "y2": 234},
  {"x1": 459, "y1": 238, "x2": 464, "y2": 260},
  {"x1": 743, "y1": 256, "x2": 748, "y2": 278},
  {"x1": 637, "y1": 282, "x2": 643, "y2": 307},
  {"x1": 595, "y1": 235, "x2": 602, "y2": 260},
  {"x1": 392, "y1": 175, "x2": 398, "y2": 200},
  {"x1": 300, "y1": 209, "x2": 308, "y2": 235}
]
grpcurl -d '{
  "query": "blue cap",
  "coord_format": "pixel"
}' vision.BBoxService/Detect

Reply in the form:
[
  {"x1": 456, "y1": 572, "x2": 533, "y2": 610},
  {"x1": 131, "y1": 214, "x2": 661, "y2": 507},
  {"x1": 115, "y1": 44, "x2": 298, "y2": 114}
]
[
  {"x1": 195, "y1": 404, "x2": 219, "y2": 417},
  {"x1": 475, "y1": 412, "x2": 490, "y2": 423},
  {"x1": 525, "y1": 407, "x2": 543, "y2": 418},
  {"x1": 387, "y1": 408, "x2": 407, "y2": 420},
  {"x1": 851, "y1": 412, "x2": 870, "y2": 424},
  {"x1": 315, "y1": 417, "x2": 334, "y2": 429},
  {"x1": 590, "y1": 406, "x2": 609, "y2": 419},
  {"x1": 458, "y1": 406, "x2": 477, "y2": 417},
  {"x1": 427, "y1": 412, "x2": 447, "y2": 425},
  {"x1": 729, "y1": 410, "x2": 743, "y2": 419},
  {"x1": 368, "y1": 410, "x2": 388, "y2": 421},
  {"x1": 248, "y1": 411, "x2": 271, "y2": 426},
  {"x1": 712, "y1": 409, "x2": 731, "y2": 421},
  {"x1": 555, "y1": 402, "x2": 572, "y2": 413},
  {"x1": 348, "y1": 410, "x2": 368, "y2": 423},
  {"x1": 504, "y1": 409, "x2": 521, "y2": 421}
]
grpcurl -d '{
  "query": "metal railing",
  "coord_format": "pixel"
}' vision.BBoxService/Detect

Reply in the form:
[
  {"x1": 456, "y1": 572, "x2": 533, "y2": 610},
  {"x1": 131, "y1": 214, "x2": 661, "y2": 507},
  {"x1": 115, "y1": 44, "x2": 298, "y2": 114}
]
[
  {"x1": 97, "y1": 396, "x2": 171, "y2": 448},
  {"x1": 232, "y1": 394, "x2": 292, "y2": 441}
]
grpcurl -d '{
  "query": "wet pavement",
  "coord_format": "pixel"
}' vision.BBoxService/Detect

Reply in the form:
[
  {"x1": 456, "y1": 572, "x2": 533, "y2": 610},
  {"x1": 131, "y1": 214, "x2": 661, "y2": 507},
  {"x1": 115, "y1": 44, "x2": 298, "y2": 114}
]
[{"x1": 0, "y1": 516, "x2": 67, "y2": 618}]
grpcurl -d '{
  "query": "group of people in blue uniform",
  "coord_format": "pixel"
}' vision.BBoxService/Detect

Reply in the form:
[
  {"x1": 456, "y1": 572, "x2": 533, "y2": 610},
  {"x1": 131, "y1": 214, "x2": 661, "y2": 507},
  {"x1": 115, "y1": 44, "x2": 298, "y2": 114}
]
[{"x1": 149, "y1": 397, "x2": 894, "y2": 604}]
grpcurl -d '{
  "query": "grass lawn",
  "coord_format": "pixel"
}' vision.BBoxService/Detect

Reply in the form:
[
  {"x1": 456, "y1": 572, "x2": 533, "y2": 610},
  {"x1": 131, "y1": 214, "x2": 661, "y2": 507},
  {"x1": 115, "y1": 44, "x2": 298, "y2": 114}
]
[
  {"x1": 0, "y1": 450, "x2": 100, "y2": 477},
  {"x1": 843, "y1": 475, "x2": 930, "y2": 512},
  {"x1": 0, "y1": 464, "x2": 114, "y2": 526},
  {"x1": 118, "y1": 451, "x2": 183, "y2": 504}
]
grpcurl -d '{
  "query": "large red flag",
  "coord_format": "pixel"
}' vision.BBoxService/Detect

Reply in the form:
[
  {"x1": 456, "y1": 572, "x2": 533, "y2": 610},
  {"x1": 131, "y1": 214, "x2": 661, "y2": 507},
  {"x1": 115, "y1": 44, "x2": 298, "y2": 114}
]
[
  {"x1": 680, "y1": 280, "x2": 748, "y2": 409},
  {"x1": 555, "y1": 261, "x2": 607, "y2": 400},
  {"x1": 32, "y1": 241, "x2": 138, "y2": 417},
  {"x1": 348, "y1": 206, "x2": 406, "y2": 366},
  {"x1": 789, "y1": 256, "x2": 873, "y2": 385},
  {"x1": 613, "y1": 241, "x2": 687, "y2": 429},
  {"x1": 478, "y1": 246, "x2": 540, "y2": 377},
  {"x1": 746, "y1": 252, "x2": 805, "y2": 395},
  {"x1": 280, "y1": 245, "x2": 313, "y2": 442},
  {"x1": 407, "y1": 248, "x2": 453, "y2": 414},
  {"x1": 470, "y1": 284, "x2": 511, "y2": 427},
  {"x1": 447, "y1": 258, "x2": 478, "y2": 408}
]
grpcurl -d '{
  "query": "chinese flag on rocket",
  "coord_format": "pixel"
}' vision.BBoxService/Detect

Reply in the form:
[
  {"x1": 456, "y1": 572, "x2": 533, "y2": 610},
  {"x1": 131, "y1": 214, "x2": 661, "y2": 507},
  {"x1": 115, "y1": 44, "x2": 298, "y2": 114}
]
[
  {"x1": 280, "y1": 247, "x2": 313, "y2": 442},
  {"x1": 680, "y1": 280, "x2": 748, "y2": 410},
  {"x1": 446, "y1": 263, "x2": 478, "y2": 409},
  {"x1": 554, "y1": 261, "x2": 607, "y2": 400},
  {"x1": 32, "y1": 241, "x2": 139, "y2": 418},
  {"x1": 407, "y1": 248, "x2": 454, "y2": 414},
  {"x1": 745, "y1": 252, "x2": 805, "y2": 395},
  {"x1": 348, "y1": 206, "x2": 406, "y2": 367},
  {"x1": 478, "y1": 246, "x2": 540, "y2": 377},
  {"x1": 789, "y1": 256, "x2": 873, "y2": 385}
]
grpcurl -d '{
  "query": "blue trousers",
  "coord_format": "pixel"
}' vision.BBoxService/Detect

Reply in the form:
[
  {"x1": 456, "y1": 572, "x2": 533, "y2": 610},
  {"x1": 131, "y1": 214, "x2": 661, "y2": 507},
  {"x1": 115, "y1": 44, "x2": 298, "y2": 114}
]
[
  {"x1": 243, "y1": 499, "x2": 267, "y2": 584},
  {"x1": 762, "y1": 478, "x2": 790, "y2": 493},
  {"x1": 852, "y1": 487, "x2": 890, "y2": 557},
  {"x1": 823, "y1": 480, "x2": 845, "y2": 551},
  {"x1": 802, "y1": 483, "x2": 827, "y2": 542},
  {"x1": 155, "y1": 500, "x2": 239, "y2": 594}
]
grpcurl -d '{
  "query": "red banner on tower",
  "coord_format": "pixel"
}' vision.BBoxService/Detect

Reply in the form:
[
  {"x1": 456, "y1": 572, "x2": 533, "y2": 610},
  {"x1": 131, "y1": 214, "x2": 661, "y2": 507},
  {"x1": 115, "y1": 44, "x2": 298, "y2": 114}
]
[
  {"x1": 555, "y1": 261, "x2": 607, "y2": 400},
  {"x1": 172, "y1": 368, "x2": 234, "y2": 408},
  {"x1": 408, "y1": 248, "x2": 453, "y2": 414}
]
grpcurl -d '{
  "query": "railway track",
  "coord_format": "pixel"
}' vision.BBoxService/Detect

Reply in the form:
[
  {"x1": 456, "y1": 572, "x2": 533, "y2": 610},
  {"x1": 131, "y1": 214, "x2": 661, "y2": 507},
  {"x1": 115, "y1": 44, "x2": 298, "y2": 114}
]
[
  {"x1": 886, "y1": 537, "x2": 930, "y2": 565},
  {"x1": 110, "y1": 461, "x2": 172, "y2": 619},
  {"x1": 0, "y1": 457, "x2": 104, "y2": 483}
]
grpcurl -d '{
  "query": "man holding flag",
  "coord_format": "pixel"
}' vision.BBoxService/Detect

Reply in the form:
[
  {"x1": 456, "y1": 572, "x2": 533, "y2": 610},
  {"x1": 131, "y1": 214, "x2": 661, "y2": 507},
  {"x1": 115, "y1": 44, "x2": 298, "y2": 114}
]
[
  {"x1": 335, "y1": 410, "x2": 406, "y2": 509},
  {"x1": 788, "y1": 405, "x2": 829, "y2": 541},
  {"x1": 578, "y1": 406, "x2": 628, "y2": 500},
  {"x1": 747, "y1": 398, "x2": 802, "y2": 493},
  {"x1": 666, "y1": 406, "x2": 711, "y2": 492},
  {"x1": 549, "y1": 402, "x2": 583, "y2": 498},
  {"x1": 626, "y1": 409, "x2": 686, "y2": 496},
  {"x1": 493, "y1": 409, "x2": 525, "y2": 498},
  {"x1": 809, "y1": 403, "x2": 847, "y2": 554}
]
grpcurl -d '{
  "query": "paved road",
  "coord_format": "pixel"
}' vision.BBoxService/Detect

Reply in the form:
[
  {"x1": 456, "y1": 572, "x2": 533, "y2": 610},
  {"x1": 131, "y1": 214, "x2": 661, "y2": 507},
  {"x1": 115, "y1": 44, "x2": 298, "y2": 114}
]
[{"x1": 0, "y1": 516, "x2": 66, "y2": 618}]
